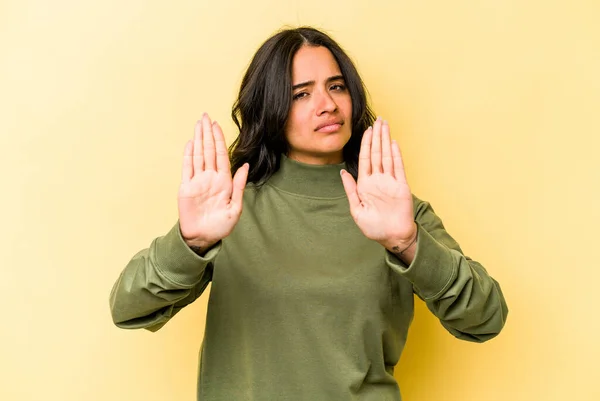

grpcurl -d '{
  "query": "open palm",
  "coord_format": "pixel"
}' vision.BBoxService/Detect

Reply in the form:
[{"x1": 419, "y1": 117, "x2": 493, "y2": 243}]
[
  {"x1": 340, "y1": 118, "x2": 416, "y2": 245},
  {"x1": 178, "y1": 114, "x2": 249, "y2": 248}
]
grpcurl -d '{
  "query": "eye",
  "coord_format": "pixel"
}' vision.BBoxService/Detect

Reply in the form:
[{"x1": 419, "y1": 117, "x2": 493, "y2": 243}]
[
  {"x1": 330, "y1": 83, "x2": 347, "y2": 91},
  {"x1": 293, "y1": 92, "x2": 308, "y2": 101}
]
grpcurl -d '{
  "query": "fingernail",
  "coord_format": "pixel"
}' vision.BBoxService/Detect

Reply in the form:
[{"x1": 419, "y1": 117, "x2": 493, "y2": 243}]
[
  {"x1": 376, "y1": 116, "x2": 382, "y2": 121},
  {"x1": 202, "y1": 112, "x2": 207, "y2": 118},
  {"x1": 340, "y1": 169, "x2": 344, "y2": 176},
  {"x1": 383, "y1": 120, "x2": 388, "y2": 125}
]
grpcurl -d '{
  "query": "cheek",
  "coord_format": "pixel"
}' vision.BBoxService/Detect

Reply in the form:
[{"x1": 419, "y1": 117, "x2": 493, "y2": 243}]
[
  {"x1": 342, "y1": 97, "x2": 353, "y2": 117},
  {"x1": 341, "y1": 98, "x2": 353, "y2": 132},
  {"x1": 286, "y1": 106, "x2": 310, "y2": 138},
  {"x1": 284, "y1": 110, "x2": 302, "y2": 145},
  {"x1": 332, "y1": 93, "x2": 352, "y2": 121}
]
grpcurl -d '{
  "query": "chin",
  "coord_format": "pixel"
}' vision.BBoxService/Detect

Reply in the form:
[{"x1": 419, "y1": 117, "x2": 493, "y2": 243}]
[
  {"x1": 316, "y1": 143, "x2": 348, "y2": 162},
  {"x1": 326, "y1": 131, "x2": 351, "y2": 150}
]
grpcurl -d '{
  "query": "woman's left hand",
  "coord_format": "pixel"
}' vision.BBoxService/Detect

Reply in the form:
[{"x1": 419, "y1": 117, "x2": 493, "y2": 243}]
[{"x1": 340, "y1": 117, "x2": 417, "y2": 251}]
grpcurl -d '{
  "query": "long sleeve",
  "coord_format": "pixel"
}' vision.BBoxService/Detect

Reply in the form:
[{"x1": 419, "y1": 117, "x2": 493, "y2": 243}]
[
  {"x1": 386, "y1": 196, "x2": 508, "y2": 342},
  {"x1": 109, "y1": 222, "x2": 221, "y2": 332}
]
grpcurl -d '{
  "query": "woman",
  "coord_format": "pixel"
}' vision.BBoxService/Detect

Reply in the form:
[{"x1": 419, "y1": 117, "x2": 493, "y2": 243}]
[{"x1": 110, "y1": 26, "x2": 508, "y2": 400}]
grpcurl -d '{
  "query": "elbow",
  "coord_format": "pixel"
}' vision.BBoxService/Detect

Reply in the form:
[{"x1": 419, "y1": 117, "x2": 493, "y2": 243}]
[
  {"x1": 484, "y1": 300, "x2": 509, "y2": 342},
  {"x1": 446, "y1": 299, "x2": 509, "y2": 343},
  {"x1": 109, "y1": 292, "x2": 172, "y2": 332},
  {"x1": 108, "y1": 290, "x2": 143, "y2": 330},
  {"x1": 437, "y1": 276, "x2": 509, "y2": 343},
  {"x1": 109, "y1": 306, "x2": 167, "y2": 331},
  {"x1": 474, "y1": 285, "x2": 509, "y2": 342},
  {"x1": 109, "y1": 300, "x2": 131, "y2": 329}
]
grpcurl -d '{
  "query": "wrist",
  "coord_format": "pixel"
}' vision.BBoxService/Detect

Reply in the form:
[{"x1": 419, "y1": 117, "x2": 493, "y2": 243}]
[
  {"x1": 184, "y1": 238, "x2": 217, "y2": 250},
  {"x1": 381, "y1": 223, "x2": 418, "y2": 254}
]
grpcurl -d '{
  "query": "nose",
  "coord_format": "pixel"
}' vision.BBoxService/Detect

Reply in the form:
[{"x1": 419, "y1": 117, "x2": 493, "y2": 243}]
[{"x1": 315, "y1": 89, "x2": 337, "y2": 115}]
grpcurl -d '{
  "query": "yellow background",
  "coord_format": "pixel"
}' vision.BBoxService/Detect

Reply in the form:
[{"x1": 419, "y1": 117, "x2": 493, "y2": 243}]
[{"x1": 2, "y1": 1, "x2": 598, "y2": 400}]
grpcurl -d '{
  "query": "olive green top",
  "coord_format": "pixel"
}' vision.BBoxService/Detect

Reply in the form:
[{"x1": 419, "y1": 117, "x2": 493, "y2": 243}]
[{"x1": 110, "y1": 154, "x2": 508, "y2": 400}]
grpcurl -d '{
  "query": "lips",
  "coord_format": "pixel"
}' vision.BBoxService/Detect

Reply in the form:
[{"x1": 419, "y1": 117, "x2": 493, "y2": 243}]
[{"x1": 315, "y1": 119, "x2": 344, "y2": 131}]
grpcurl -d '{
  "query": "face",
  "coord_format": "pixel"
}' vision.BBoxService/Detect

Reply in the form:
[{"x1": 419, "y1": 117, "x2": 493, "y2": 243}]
[{"x1": 284, "y1": 45, "x2": 353, "y2": 165}]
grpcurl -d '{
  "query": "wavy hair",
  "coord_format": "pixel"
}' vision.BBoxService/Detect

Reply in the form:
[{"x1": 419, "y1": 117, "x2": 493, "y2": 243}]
[{"x1": 229, "y1": 26, "x2": 375, "y2": 185}]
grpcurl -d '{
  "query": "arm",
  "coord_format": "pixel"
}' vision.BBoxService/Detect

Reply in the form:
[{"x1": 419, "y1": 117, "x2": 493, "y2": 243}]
[
  {"x1": 109, "y1": 222, "x2": 221, "y2": 332},
  {"x1": 340, "y1": 118, "x2": 507, "y2": 342},
  {"x1": 109, "y1": 115, "x2": 248, "y2": 332},
  {"x1": 386, "y1": 195, "x2": 509, "y2": 342}
]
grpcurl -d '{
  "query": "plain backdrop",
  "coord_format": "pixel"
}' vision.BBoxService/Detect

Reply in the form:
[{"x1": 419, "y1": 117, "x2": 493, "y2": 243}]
[{"x1": 1, "y1": 1, "x2": 599, "y2": 400}]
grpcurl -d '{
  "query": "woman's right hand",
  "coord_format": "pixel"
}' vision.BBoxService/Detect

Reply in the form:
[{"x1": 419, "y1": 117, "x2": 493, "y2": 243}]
[{"x1": 178, "y1": 113, "x2": 249, "y2": 250}]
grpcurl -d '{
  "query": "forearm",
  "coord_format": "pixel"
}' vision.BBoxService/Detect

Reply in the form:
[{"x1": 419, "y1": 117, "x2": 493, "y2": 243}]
[
  {"x1": 385, "y1": 197, "x2": 509, "y2": 342},
  {"x1": 109, "y1": 222, "x2": 220, "y2": 330},
  {"x1": 386, "y1": 223, "x2": 508, "y2": 341}
]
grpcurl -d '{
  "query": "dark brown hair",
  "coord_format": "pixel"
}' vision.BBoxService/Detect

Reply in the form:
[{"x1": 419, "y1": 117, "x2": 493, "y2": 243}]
[{"x1": 229, "y1": 26, "x2": 375, "y2": 185}]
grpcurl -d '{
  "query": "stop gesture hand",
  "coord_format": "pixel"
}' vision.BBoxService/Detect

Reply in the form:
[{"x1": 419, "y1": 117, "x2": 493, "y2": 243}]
[
  {"x1": 340, "y1": 117, "x2": 417, "y2": 255},
  {"x1": 178, "y1": 113, "x2": 249, "y2": 250}
]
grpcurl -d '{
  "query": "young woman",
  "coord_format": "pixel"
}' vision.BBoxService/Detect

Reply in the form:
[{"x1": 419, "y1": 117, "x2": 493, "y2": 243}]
[{"x1": 110, "y1": 26, "x2": 508, "y2": 400}]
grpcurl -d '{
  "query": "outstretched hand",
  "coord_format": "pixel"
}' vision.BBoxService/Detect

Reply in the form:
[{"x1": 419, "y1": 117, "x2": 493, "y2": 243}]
[
  {"x1": 178, "y1": 113, "x2": 249, "y2": 249},
  {"x1": 340, "y1": 117, "x2": 417, "y2": 252}
]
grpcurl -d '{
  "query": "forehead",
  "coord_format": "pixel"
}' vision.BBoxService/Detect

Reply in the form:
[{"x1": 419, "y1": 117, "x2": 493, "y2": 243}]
[{"x1": 291, "y1": 46, "x2": 342, "y2": 82}]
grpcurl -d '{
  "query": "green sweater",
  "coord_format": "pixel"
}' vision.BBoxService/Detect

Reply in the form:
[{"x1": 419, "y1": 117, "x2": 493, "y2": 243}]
[{"x1": 110, "y1": 154, "x2": 508, "y2": 400}]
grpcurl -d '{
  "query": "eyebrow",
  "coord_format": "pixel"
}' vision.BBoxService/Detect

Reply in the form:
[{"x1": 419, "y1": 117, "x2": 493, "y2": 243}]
[{"x1": 292, "y1": 75, "x2": 345, "y2": 90}]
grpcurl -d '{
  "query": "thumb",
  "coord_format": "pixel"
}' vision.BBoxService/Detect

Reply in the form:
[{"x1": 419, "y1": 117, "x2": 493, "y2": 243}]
[
  {"x1": 340, "y1": 169, "x2": 361, "y2": 216},
  {"x1": 230, "y1": 163, "x2": 249, "y2": 211}
]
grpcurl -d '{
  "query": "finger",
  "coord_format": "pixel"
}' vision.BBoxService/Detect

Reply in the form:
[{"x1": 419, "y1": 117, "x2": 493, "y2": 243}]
[
  {"x1": 193, "y1": 119, "x2": 204, "y2": 175},
  {"x1": 392, "y1": 139, "x2": 408, "y2": 183},
  {"x1": 358, "y1": 126, "x2": 372, "y2": 177},
  {"x1": 202, "y1": 114, "x2": 216, "y2": 171},
  {"x1": 182, "y1": 140, "x2": 193, "y2": 182},
  {"x1": 212, "y1": 121, "x2": 230, "y2": 173},
  {"x1": 231, "y1": 163, "x2": 249, "y2": 212},
  {"x1": 381, "y1": 120, "x2": 394, "y2": 176},
  {"x1": 371, "y1": 117, "x2": 383, "y2": 173},
  {"x1": 340, "y1": 169, "x2": 362, "y2": 215}
]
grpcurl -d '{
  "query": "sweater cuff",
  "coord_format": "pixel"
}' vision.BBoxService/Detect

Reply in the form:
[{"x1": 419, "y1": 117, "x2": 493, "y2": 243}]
[
  {"x1": 152, "y1": 222, "x2": 221, "y2": 286},
  {"x1": 385, "y1": 222, "x2": 457, "y2": 301}
]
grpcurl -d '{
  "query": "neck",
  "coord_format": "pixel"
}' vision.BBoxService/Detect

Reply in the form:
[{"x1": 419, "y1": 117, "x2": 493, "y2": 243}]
[
  {"x1": 267, "y1": 153, "x2": 347, "y2": 198},
  {"x1": 286, "y1": 150, "x2": 344, "y2": 165}
]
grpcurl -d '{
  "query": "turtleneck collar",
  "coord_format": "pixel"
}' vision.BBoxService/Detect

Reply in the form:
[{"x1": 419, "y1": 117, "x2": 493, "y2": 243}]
[{"x1": 266, "y1": 154, "x2": 348, "y2": 198}]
